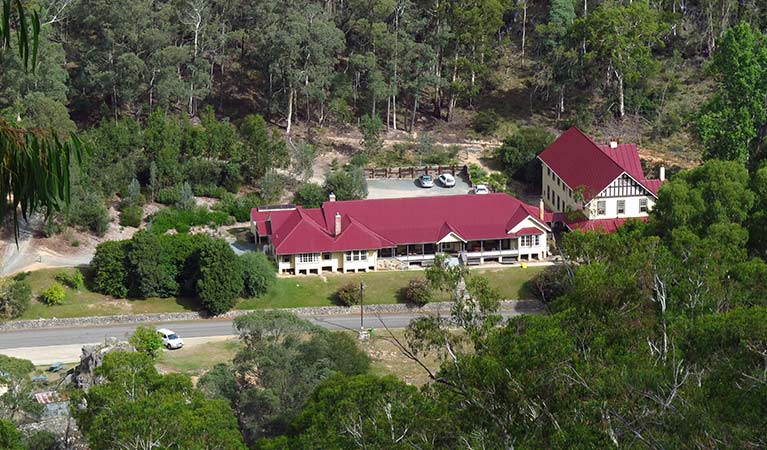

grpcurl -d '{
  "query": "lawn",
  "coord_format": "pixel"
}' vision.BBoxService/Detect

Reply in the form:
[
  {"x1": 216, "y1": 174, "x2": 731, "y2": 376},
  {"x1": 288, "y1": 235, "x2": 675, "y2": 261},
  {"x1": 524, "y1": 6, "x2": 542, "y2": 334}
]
[
  {"x1": 10, "y1": 265, "x2": 544, "y2": 320},
  {"x1": 156, "y1": 338, "x2": 240, "y2": 377},
  {"x1": 237, "y1": 265, "x2": 544, "y2": 310}
]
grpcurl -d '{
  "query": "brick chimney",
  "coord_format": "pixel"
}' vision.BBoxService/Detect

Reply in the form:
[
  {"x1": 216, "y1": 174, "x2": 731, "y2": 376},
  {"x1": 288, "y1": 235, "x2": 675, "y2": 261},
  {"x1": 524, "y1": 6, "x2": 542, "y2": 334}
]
[
  {"x1": 539, "y1": 198, "x2": 545, "y2": 221},
  {"x1": 659, "y1": 166, "x2": 666, "y2": 181},
  {"x1": 334, "y1": 212, "x2": 342, "y2": 236},
  {"x1": 329, "y1": 192, "x2": 336, "y2": 202}
]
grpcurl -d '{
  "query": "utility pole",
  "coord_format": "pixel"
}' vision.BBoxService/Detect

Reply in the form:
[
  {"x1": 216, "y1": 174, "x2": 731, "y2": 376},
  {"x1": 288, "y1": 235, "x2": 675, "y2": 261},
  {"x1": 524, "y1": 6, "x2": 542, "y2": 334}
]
[{"x1": 358, "y1": 281, "x2": 369, "y2": 340}]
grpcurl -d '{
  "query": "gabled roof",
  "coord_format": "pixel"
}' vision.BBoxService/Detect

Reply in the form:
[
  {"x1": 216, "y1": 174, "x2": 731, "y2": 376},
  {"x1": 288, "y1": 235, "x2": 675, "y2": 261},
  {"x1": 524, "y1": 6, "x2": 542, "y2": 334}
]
[
  {"x1": 252, "y1": 193, "x2": 552, "y2": 255},
  {"x1": 538, "y1": 126, "x2": 664, "y2": 201}
]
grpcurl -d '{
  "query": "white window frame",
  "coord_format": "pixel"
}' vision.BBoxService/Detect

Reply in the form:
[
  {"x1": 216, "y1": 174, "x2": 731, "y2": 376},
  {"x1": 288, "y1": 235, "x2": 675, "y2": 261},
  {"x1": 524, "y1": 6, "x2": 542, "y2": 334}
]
[
  {"x1": 297, "y1": 253, "x2": 320, "y2": 263},
  {"x1": 617, "y1": 199, "x2": 625, "y2": 215},
  {"x1": 596, "y1": 200, "x2": 606, "y2": 215},
  {"x1": 520, "y1": 235, "x2": 540, "y2": 247},
  {"x1": 345, "y1": 250, "x2": 367, "y2": 262},
  {"x1": 639, "y1": 198, "x2": 648, "y2": 213}
]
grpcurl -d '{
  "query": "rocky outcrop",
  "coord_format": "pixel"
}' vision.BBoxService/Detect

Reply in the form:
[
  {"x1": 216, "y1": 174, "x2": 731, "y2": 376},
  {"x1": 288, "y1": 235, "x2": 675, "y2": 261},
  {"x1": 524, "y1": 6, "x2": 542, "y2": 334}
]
[{"x1": 72, "y1": 338, "x2": 134, "y2": 392}]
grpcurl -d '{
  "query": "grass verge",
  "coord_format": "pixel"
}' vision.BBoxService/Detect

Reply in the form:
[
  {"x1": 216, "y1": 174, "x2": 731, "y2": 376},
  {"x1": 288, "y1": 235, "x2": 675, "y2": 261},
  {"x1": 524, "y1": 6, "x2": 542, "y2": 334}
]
[{"x1": 10, "y1": 265, "x2": 544, "y2": 320}]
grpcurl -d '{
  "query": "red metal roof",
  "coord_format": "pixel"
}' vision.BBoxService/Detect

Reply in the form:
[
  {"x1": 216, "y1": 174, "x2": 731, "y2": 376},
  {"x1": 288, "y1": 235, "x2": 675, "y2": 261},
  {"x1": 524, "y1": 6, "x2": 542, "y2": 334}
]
[
  {"x1": 538, "y1": 127, "x2": 664, "y2": 201},
  {"x1": 251, "y1": 193, "x2": 551, "y2": 255},
  {"x1": 565, "y1": 216, "x2": 648, "y2": 233}
]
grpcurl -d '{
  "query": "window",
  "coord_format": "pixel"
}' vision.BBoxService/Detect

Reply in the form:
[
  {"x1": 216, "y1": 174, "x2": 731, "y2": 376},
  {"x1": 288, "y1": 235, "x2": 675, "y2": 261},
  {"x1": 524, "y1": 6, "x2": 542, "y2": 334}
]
[
  {"x1": 546, "y1": 185, "x2": 550, "y2": 198},
  {"x1": 617, "y1": 199, "x2": 625, "y2": 214},
  {"x1": 534, "y1": 235, "x2": 540, "y2": 246},
  {"x1": 297, "y1": 253, "x2": 319, "y2": 263},
  {"x1": 282, "y1": 255, "x2": 291, "y2": 263},
  {"x1": 639, "y1": 198, "x2": 648, "y2": 213},
  {"x1": 345, "y1": 250, "x2": 367, "y2": 261},
  {"x1": 322, "y1": 253, "x2": 331, "y2": 260},
  {"x1": 547, "y1": 167, "x2": 551, "y2": 176},
  {"x1": 596, "y1": 200, "x2": 606, "y2": 215},
  {"x1": 520, "y1": 235, "x2": 540, "y2": 247}
]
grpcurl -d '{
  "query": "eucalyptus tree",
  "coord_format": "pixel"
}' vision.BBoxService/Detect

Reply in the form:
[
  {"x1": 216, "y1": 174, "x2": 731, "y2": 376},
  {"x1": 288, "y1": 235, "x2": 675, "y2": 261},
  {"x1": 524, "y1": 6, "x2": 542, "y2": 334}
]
[{"x1": 0, "y1": 0, "x2": 84, "y2": 241}]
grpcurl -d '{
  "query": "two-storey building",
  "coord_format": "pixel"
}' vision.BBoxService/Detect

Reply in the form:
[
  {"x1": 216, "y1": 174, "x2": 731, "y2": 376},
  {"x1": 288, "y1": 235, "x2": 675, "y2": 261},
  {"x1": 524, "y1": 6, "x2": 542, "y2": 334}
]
[{"x1": 538, "y1": 126, "x2": 665, "y2": 232}]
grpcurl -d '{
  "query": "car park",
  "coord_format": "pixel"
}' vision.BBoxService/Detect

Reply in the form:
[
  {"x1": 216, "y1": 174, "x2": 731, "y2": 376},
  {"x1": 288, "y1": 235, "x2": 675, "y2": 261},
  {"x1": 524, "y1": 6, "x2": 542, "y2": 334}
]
[
  {"x1": 157, "y1": 328, "x2": 184, "y2": 349},
  {"x1": 438, "y1": 173, "x2": 456, "y2": 187},
  {"x1": 418, "y1": 174, "x2": 434, "y2": 188}
]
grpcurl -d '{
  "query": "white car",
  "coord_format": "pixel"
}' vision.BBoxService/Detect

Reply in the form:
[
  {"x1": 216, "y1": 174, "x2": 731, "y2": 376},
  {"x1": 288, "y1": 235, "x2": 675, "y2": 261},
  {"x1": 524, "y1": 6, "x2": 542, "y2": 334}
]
[
  {"x1": 438, "y1": 173, "x2": 456, "y2": 187},
  {"x1": 473, "y1": 184, "x2": 490, "y2": 194},
  {"x1": 157, "y1": 328, "x2": 184, "y2": 349},
  {"x1": 418, "y1": 174, "x2": 435, "y2": 188}
]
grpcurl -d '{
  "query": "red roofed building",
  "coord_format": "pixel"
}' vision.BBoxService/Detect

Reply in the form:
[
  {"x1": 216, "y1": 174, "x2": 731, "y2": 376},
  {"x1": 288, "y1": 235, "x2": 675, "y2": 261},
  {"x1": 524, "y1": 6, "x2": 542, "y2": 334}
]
[
  {"x1": 251, "y1": 193, "x2": 552, "y2": 274},
  {"x1": 538, "y1": 126, "x2": 665, "y2": 233}
]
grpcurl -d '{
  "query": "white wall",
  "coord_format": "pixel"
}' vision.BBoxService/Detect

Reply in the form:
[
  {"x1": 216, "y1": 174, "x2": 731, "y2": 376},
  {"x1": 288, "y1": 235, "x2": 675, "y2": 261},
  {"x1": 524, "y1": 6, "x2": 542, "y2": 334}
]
[
  {"x1": 586, "y1": 196, "x2": 656, "y2": 219},
  {"x1": 541, "y1": 163, "x2": 579, "y2": 212}
]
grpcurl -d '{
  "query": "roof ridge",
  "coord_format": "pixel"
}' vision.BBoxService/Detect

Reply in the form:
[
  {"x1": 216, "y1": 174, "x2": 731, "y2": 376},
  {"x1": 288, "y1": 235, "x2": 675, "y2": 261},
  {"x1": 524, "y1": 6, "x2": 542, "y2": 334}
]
[
  {"x1": 343, "y1": 215, "x2": 396, "y2": 246},
  {"x1": 570, "y1": 126, "x2": 626, "y2": 178}
]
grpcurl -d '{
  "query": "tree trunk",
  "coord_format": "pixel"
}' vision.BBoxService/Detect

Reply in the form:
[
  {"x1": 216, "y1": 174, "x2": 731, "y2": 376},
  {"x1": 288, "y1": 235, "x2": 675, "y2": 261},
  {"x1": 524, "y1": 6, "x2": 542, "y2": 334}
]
[
  {"x1": 616, "y1": 71, "x2": 625, "y2": 119},
  {"x1": 447, "y1": 53, "x2": 458, "y2": 122},
  {"x1": 410, "y1": 94, "x2": 419, "y2": 132},
  {"x1": 557, "y1": 90, "x2": 564, "y2": 121},
  {"x1": 521, "y1": 4, "x2": 527, "y2": 57},
  {"x1": 287, "y1": 87, "x2": 294, "y2": 134}
]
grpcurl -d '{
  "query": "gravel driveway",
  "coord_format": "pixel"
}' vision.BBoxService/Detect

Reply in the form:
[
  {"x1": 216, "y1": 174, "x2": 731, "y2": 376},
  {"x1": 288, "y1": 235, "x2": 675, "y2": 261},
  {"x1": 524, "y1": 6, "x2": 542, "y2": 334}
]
[{"x1": 367, "y1": 178, "x2": 472, "y2": 199}]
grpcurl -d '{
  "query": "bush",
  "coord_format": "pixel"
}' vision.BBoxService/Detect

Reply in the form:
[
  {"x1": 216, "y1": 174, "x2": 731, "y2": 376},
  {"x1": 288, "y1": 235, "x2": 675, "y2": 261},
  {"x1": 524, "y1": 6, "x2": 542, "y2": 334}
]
[
  {"x1": 196, "y1": 239, "x2": 244, "y2": 315},
  {"x1": 55, "y1": 270, "x2": 85, "y2": 290},
  {"x1": 119, "y1": 205, "x2": 143, "y2": 227},
  {"x1": 495, "y1": 127, "x2": 555, "y2": 184},
  {"x1": 404, "y1": 278, "x2": 432, "y2": 306},
  {"x1": 359, "y1": 114, "x2": 383, "y2": 153},
  {"x1": 214, "y1": 193, "x2": 263, "y2": 222},
  {"x1": 240, "y1": 252, "x2": 276, "y2": 298},
  {"x1": 129, "y1": 325, "x2": 164, "y2": 358},
  {"x1": 149, "y1": 206, "x2": 230, "y2": 234},
  {"x1": 128, "y1": 231, "x2": 179, "y2": 298},
  {"x1": 25, "y1": 430, "x2": 57, "y2": 450},
  {"x1": 293, "y1": 183, "x2": 326, "y2": 208},
  {"x1": 258, "y1": 170, "x2": 285, "y2": 204},
  {"x1": 0, "y1": 279, "x2": 32, "y2": 320},
  {"x1": 92, "y1": 240, "x2": 130, "y2": 298},
  {"x1": 348, "y1": 153, "x2": 369, "y2": 168},
  {"x1": 156, "y1": 184, "x2": 182, "y2": 205},
  {"x1": 41, "y1": 283, "x2": 66, "y2": 305},
  {"x1": 472, "y1": 110, "x2": 501, "y2": 135},
  {"x1": 69, "y1": 190, "x2": 110, "y2": 236},
  {"x1": 323, "y1": 169, "x2": 367, "y2": 201},
  {"x1": 334, "y1": 283, "x2": 362, "y2": 307}
]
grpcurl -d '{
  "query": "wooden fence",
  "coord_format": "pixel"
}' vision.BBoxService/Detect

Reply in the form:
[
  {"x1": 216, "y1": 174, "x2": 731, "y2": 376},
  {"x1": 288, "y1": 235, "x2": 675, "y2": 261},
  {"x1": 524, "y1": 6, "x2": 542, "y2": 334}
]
[{"x1": 363, "y1": 164, "x2": 469, "y2": 181}]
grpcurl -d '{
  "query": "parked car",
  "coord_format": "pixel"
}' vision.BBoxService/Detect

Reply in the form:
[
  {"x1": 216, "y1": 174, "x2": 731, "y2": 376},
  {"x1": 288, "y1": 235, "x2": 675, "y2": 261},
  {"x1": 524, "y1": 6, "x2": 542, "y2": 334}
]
[
  {"x1": 418, "y1": 174, "x2": 434, "y2": 188},
  {"x1": 438, "y1": 173, "x2": 456, "y2": 187},
  {"x1": 157, "y1": 328, "x2": 184, "y2": 349},
  {"x1": 473, "y1": 184, "x2": 490, "y2": 194}
]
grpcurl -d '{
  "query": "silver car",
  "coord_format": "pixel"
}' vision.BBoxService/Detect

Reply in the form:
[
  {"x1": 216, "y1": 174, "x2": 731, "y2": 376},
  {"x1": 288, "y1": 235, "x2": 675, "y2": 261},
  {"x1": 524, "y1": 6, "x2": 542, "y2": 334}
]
[
  {"x1": 418, "y1": 174, "x2": 435, "y2": 188},
  {"x1": 438, "y1": 173, "x2": 456, "y2": 187}
]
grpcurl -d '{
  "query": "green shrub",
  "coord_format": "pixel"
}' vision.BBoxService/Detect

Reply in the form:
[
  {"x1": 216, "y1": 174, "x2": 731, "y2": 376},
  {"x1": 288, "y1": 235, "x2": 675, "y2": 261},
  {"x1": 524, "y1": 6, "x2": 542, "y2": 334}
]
[
  {"x1": 119, "y1": 205, "x2": 143, "y2": 227},
  {"x1": 157, "y1": 184, "x2": 182, "y2": 205},
  {"x1": 334, "y1": 283, "x2": 362, "y2": 307},
  {"x1": 348, "y1": 153, "x2": 369, "y2": 168},
  {"x1": 240, "y1": 252, "x2": 276, "y2": 298},
  {"x1": 196, "y1": 239, "x2": 244, "y2": 315},
  {"x1": 359, "y1": 114, "x2": 383, "y2": 153},
  {"x1": 149, "y1": 206, "x2": 230, "y2": 234},
  {"x1": 92, "y1": 240, "x2": 130, "y2": 298},
  {"x1": 472, "y1": 110, "x2": 501, "y2": 135},
  {"x1": 496, "y1": 127, "x2": 555, "y2": 185},
  {"x1": 41, "y1": 283, "x2": 66, "y2": 305},
  {"x1": 192, "y1": 184, "x2": 228, "y2": 198},
  {"x1": 0, "y1": 280, "x2": 32, "y2": 320},
  {"x1": 215, "y1": 193, "x2": 263, "y2": 222},
  {"x1": 55, "y1": 270, "x2": 85, "y2": 290},
  {"x1": 293, "y1": 183, "x2": 326, "y2": 208},
  {"x1": 323, "y1": 169, "x2": 367, "y2": 201},
  {"x1": 129, "y1": 325, "x2": 164, "y2": 358},
  {"x1": 25, "y1": 430, "x2": 57, "y2": 450},
  {"x1": 404, "y1": 278, "x2": 432, "y2": 306},
  {"x1": 69, "y1": 190, "x2": 110, "y2": 236}
]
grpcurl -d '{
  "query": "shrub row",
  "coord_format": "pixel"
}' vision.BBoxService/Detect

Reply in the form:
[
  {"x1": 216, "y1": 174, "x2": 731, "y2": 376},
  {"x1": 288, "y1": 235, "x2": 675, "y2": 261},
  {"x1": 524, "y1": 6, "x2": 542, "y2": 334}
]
[
  {"x1": 91, "y1": 232, "x2": 276, "y2": 315},
  {"x1": 148, "y1": 206, "x2": 232, "y2": 234}
]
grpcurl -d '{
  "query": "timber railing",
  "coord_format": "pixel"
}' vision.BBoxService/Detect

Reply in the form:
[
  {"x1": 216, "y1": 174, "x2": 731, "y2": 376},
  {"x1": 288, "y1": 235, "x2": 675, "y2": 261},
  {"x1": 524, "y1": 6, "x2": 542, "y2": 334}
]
[{"x1": 363, "y1": 164, "x2": 470, "y2": 182}]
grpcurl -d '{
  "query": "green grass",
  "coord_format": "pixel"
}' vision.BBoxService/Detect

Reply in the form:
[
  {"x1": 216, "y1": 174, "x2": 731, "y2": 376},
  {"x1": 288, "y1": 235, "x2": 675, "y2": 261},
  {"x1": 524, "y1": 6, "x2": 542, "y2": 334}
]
[
  {"x1": 156, "y1": 339, "x2": 240, "y2": 376},
  {"x1": 16, "y1": 268, "x2": 200, "y2": 320},
  {"x1": 11, "y1": 265, "x2": 544, "y2": 320},
  {"x1": 237, "y1": 265, "x2": 543, "y2": 310}
]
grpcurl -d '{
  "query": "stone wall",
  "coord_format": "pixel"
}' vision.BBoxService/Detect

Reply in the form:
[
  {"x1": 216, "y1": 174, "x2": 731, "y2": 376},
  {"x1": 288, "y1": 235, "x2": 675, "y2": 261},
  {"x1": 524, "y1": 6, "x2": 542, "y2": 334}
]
[{"x1": 0, "y1": 300, "x2": 542, "y2": 331}]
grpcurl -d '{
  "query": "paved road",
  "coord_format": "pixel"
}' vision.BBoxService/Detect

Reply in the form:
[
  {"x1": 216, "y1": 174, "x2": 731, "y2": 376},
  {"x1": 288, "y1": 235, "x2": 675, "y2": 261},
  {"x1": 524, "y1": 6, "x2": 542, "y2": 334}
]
[{"x1": 0, "y1": 309, "x2": 539, "y2": 351}]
